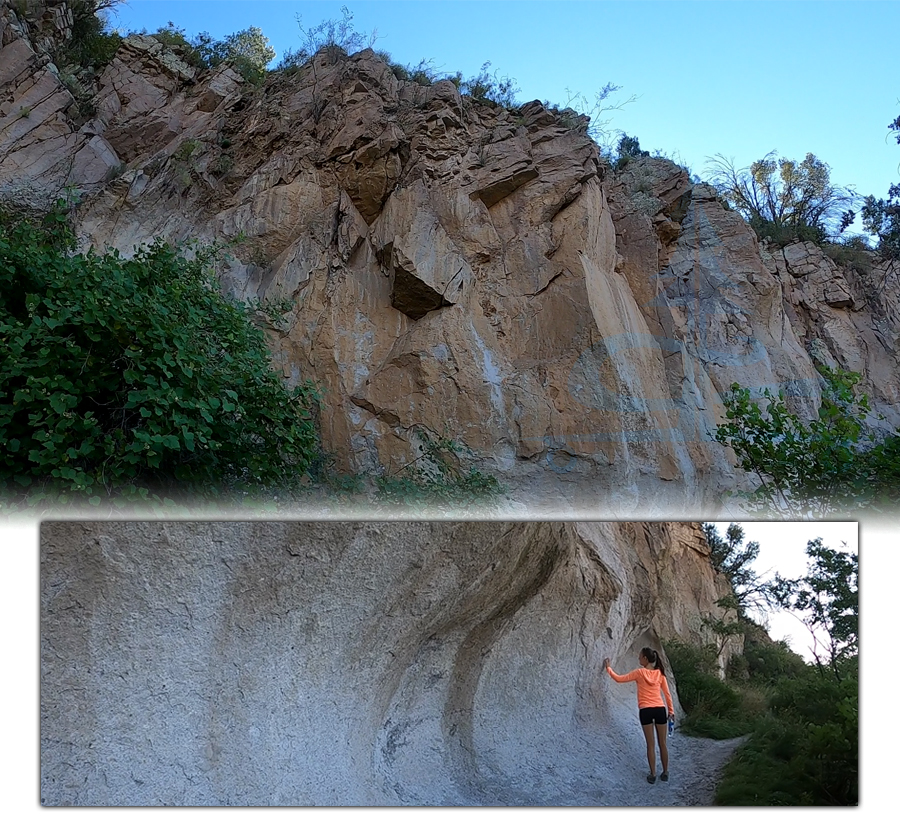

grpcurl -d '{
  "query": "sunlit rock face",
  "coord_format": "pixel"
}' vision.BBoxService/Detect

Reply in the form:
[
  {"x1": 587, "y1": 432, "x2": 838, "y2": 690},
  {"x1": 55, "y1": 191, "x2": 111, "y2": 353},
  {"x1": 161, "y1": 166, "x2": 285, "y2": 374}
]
[
  {"x1": 40, "y1": 520, "x2": 738, "y2": 805},
  {"x1": 3, "y1": 4, "x2": 898, "y2": 514}
]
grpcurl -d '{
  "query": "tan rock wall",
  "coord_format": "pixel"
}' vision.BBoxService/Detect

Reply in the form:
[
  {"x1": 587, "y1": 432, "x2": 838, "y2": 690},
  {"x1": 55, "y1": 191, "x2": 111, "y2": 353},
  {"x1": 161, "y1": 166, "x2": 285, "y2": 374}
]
[{"x1": 3, "y1": 20, "x2": 898, "y2": 513}]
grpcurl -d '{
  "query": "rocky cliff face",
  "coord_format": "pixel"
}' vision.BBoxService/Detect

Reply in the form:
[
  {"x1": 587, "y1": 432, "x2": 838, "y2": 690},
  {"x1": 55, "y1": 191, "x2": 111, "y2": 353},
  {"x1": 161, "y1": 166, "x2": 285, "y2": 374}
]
[
  {"x1": 41, "y1": 520, "x2": 739, "y2": 805},
  {"x1": 3, "y1": 2, "x2": 899, "y2": 514}
]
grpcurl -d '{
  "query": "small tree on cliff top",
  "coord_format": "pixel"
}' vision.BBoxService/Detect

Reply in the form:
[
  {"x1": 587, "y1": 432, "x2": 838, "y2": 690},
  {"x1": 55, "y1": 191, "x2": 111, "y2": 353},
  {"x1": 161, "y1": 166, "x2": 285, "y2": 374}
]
[
  {"x1": 191, "y1": 26, "x2": 275, "y2": 82},
  {"x1": 861, "y1": 111, "x2": 900, "y2": 284},
  {"x1": 707, "y1": 151, "x2": 857, "y2": 244}
]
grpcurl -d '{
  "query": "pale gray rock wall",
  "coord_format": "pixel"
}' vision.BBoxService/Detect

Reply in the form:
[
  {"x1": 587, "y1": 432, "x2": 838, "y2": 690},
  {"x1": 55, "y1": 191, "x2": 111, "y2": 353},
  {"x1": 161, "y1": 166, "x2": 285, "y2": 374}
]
[{"x1": 40, "y1": 520, "x2": 735, "y2": 805}]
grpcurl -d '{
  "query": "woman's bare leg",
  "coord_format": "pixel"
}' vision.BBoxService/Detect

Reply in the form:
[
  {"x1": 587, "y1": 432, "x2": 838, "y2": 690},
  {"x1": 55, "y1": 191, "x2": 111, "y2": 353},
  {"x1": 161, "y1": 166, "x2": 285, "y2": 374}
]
[
  {"x1": 641, "y1": 724, "x2": 656, "y2": 775},
  {"x1": 656, "y1": 723, "x2": 669, "y2": 774}
]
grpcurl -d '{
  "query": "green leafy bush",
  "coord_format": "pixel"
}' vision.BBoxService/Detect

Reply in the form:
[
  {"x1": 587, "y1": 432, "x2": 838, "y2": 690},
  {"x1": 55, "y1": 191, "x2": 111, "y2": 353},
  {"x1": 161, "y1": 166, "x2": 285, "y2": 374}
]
[
  {"x1": 717, "y1": 670, "x2": 858, "y2": 805},
  {"x1": 614, "y1": 133, "x2": 649, "y2": 169},
  {"x1": 741, "y1": 631, "x2": 807, "y2": 684},
  {"x1": 0, "y1": 203, "x2": 319, "y2": 508},
  {"x1": 56, "y1": 0, "x2": 123, "y2": 72},
  {"x1": 192, "y1": 26, "x2": 275, "y2": 84},
  {"x1": 716, "y1": 366, "x2": 900, "y2": 515},
  {"x1": 822, "y1": 237, "x2": 874, "y2": 275},
  {"x1": 665, "y1": 640, "x2": 745, "y2": 736},
  {"x1": 146, "y1": 23, "x2": 275, "y2": 84}
]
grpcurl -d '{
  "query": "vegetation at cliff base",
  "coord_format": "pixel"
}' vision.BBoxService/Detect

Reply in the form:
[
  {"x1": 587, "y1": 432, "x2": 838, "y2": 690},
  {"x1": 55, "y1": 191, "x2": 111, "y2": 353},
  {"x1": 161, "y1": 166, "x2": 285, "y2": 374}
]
[
  {"x1": 667, "y1": 525, "x2": 858, "y2": 805},
  {"x1": 0, "y1": 202, "x2": 319, "y2": 509},
  {"x1": 371, "y1": 431, "x2": 504, "y2": 508},
  {"x1": 716, "y1": 366, "x2": 900, "y2": 516}
]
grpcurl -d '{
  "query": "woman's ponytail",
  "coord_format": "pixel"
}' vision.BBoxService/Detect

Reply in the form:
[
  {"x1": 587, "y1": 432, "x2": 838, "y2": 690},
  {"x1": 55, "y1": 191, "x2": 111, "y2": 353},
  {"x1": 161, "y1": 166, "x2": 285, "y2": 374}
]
[{"x1": 641, "y1": 646, "x2": 666, "y2": 678}]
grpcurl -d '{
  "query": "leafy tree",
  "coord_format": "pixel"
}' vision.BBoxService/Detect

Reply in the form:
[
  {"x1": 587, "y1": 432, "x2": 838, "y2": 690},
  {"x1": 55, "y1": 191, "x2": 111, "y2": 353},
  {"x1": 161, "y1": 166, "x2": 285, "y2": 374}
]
[
  {"x1": 773, "y1": 539, "x2": 858, "y2": 680},
  {"x1": 701, "y1": 594, "x2": 747, "y2": 658},
  {"x1": 192, "y1": 26, "x2": 275, "y2": 83},
  {"x1": 707, "y1": 151, "x2": 857, "y2": 244},
  {"x1": 861, "y1": 112, "x2": 900, "y2": 283},
  {"x1": 0, "y1": 202, "x2": 319, "y2": 508},
  {"x1": 54, "y1": 0, "x2": 123, "y2": 71},
  {"x1": 702, "y1": 523, "x2": 785, "y2": 616},
  {"x1": 861, "y1": 183, "x2": 900, "y2": 258},
  {"x1": 716, "y1": 366, "x2": 900, "y2": 516}
]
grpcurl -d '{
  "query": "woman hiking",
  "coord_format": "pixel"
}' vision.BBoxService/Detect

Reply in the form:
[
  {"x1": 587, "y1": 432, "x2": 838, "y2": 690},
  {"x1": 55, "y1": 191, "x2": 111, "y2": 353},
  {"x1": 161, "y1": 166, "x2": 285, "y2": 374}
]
[{"x1": 603, "y1": 647, "x2": 675, "y2": 784}]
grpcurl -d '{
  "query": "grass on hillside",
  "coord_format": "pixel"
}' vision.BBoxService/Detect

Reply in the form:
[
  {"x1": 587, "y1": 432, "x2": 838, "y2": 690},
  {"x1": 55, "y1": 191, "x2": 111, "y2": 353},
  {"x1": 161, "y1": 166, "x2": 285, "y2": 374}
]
[{"x1": 666, "y1": 638, "x2": 857, "y2": 805}]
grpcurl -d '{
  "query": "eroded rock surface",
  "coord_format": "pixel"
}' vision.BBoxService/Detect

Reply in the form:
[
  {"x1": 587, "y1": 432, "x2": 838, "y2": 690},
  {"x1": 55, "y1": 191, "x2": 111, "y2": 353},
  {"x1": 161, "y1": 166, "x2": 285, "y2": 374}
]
[
  {"x1": 41, "y1": 520, "x2": 739, "y2": 805},
  {"x1": 3, "y1": 3, "x2": 899, "y2": 514}
]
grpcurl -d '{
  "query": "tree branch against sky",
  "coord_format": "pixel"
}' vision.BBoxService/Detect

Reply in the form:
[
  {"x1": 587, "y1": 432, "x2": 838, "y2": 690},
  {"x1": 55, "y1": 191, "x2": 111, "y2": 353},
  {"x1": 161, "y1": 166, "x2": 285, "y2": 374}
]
[{"x1": 710, "y1": 522, "x2": 858, "y2": 663}]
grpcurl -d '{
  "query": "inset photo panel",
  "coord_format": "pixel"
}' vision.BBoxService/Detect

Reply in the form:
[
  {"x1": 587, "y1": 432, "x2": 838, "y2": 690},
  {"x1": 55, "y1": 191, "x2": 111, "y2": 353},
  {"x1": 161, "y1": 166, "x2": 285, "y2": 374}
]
[{"x1": 40, "y1": 520, "x2": 858, "y2": 806}]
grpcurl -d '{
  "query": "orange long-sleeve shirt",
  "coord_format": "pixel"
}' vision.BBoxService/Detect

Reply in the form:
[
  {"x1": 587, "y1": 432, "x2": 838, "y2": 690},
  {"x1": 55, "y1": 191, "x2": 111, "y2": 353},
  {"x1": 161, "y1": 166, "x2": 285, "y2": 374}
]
[{"x1": 606, "y1": 665, "x2": 674, "y2": 714}]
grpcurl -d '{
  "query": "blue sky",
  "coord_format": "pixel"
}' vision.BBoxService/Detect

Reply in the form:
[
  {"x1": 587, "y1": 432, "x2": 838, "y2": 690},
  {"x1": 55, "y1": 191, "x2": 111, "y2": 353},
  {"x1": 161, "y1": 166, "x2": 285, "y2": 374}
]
[{"x1": 104, "y1": 0, "x2": 900, "y2": 211}]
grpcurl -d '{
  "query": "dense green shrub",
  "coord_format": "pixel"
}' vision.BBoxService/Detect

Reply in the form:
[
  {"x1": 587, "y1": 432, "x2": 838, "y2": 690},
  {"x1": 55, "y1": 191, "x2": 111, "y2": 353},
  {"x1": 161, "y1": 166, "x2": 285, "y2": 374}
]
[
  {"x1": 665, "y1": 639, "x2": 749, "y2": 738},
  {"x1": 56, "y1": 0, "x2": 123, "y2": 72},
  {"x1": 749, "y1": 216, "x2": 827, "y2": 247},
  {"x1": 741, "y1": 630, "x2": 807, "y2": 683},
  {"x1": 613, "y1": 133, "x2": 650, "y2": 169},
  {"x1": 145, "y1": 22, "x2": 198, "y2": 58},
  {"x1": 667, "y1": 637, "x2": 857, "y2": 804},
  {"x1": 716, "y1": 365, "x2": 900, "y2": 515},
  {"x1": 717, "y1": 670, "x2": 858, "y2": 805},
  {"x1": 822, "y1": 237, "x2": 874, "y2": 275},
  {"x1": 147, "y1": 23, "x2": 274, "y2": 84},
  {"x1": 0, "y1": 203, "x2": 319, "y2": 508}
]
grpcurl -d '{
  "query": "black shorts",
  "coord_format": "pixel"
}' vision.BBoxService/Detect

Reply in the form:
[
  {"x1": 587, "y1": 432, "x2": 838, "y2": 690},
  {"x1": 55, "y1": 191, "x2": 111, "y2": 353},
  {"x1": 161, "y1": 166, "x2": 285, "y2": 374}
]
[{"x1": 639, "y1": 706, "x2": 668, "y2": 726}]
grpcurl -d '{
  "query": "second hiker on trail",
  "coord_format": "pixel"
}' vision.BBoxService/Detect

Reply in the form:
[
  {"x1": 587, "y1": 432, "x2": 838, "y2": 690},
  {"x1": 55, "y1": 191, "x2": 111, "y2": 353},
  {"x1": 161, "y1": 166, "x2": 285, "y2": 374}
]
[{"x1": 604, "y1": 648, "x2": 676, "y2": 785}]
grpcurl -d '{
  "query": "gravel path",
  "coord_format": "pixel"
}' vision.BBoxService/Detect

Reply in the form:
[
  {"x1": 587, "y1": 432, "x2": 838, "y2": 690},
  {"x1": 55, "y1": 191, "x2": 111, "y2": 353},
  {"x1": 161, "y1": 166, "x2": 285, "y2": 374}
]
[{"x1": 611, "y1": 733, "x2": 749, "y2": 806}]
